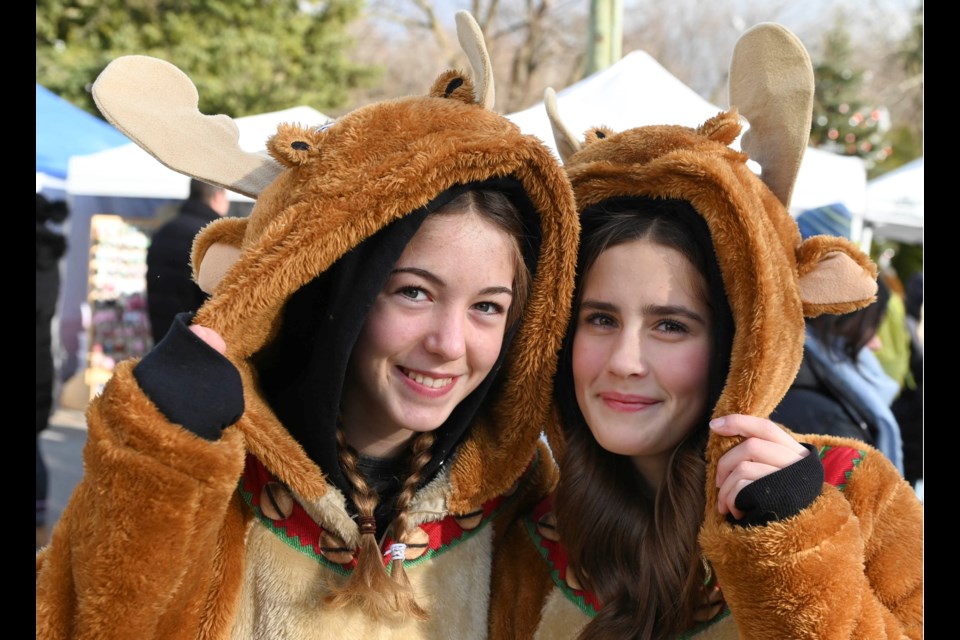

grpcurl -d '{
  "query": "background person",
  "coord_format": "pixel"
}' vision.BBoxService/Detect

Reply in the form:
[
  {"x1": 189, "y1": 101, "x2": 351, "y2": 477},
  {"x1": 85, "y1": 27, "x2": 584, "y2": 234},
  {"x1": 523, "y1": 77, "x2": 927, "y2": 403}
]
[
  {"x1": 874, "y1": 268, "x2": 911, "y2": 390},
  {"x1": 772, "y1": 205, "x2": 904, "y2": 473},
  {"x1": 36, "y1": 194, "x2": 69, "y2": 550},
  {"x1": 892, "y1": 270, "x2": 923, "y2": 490},
  {"x1": 145, "y1": 178, "x2": 229, "y2": 344}
]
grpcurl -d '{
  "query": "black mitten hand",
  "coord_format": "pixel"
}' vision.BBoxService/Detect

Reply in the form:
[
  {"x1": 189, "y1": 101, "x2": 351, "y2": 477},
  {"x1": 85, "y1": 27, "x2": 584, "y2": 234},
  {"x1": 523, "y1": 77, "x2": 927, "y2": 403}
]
[
  {"x1": 728, "y1": 443, "x2": 823, "y2": 527},
  {"x1": 133, "y1": 312, "x2": 244, "y2": 440}
]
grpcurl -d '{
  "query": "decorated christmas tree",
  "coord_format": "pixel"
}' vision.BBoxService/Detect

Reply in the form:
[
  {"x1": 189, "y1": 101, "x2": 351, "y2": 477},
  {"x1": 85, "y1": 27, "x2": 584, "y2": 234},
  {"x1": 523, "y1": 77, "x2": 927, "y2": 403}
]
[{"x1": 810, "y1": 25, "x2": 891, "y2": 173}]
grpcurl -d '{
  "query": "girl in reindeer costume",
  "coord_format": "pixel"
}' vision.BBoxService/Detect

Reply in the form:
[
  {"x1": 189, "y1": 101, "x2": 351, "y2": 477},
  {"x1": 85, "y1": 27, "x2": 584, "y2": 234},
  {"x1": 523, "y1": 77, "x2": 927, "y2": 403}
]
[
  {"x1": 488, "y1": 24, "x2": 923, "y2": 640},
  {"x1": 35, "y1": 13, "x2": 579, "y2": 640}
]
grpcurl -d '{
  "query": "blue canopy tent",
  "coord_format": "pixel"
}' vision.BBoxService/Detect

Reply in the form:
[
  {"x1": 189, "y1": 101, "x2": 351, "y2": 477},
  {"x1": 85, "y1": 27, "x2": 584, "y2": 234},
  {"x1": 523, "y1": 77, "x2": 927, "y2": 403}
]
[
  {"x1": 37, "y1": 83, "x2": 129, "y2": 400},
  {"x1": 36, "y1": 83, "x2": 129, "y2": 197}
]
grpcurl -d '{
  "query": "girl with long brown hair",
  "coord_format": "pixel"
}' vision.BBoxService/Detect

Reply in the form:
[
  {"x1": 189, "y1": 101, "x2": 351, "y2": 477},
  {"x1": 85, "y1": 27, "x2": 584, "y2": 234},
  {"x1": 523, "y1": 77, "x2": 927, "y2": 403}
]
[{"x1": 488, "y1": 22, "x2": 922, "y2": 640}]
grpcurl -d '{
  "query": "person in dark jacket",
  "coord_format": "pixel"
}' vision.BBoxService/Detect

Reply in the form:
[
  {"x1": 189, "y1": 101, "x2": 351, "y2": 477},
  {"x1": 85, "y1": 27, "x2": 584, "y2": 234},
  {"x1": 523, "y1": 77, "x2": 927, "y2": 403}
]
[
  {"x1": 36, "y1": 194, "x2": 69, "y2": 549},
  {"x1": 145, "y1": 178, "x2": 229, "y2": 344},
  {"x1": 772, "y1": 281, "x2": 894, "y2": 441}
]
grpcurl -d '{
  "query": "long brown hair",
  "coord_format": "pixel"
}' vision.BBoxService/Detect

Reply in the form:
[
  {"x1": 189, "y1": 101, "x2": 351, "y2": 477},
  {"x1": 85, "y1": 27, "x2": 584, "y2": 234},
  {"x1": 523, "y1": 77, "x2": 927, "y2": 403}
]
[
  {"x1": 325, "y1": 187, "x2": 533, "y2": 621},
  {"x1": 553, "y1": 197, "x2": 733, "y2": 640}
]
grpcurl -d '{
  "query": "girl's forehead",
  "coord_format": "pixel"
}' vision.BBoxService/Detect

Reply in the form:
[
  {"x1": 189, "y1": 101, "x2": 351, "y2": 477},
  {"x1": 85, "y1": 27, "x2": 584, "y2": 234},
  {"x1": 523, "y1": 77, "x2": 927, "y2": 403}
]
[
  {"x1": 590, "y1": 239, "x2": 697, "y2": 278},
  {"x1": 584, "y1": 240, "x2": 706, "y2": 303},
  {"x1": 404, "y1": 212, "x2": 512, "y2": 256}
]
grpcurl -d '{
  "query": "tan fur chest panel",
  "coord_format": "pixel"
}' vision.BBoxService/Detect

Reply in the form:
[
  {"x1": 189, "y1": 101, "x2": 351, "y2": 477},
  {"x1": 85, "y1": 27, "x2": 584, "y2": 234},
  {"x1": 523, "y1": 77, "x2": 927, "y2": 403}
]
[{"x1": 232, "y1": 522, "x2": 494, "y2": 640}]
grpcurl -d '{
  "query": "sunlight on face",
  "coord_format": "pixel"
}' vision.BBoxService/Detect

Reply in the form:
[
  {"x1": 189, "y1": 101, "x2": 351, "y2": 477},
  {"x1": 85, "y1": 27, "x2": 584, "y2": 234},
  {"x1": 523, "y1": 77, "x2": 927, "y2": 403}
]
[
  {"x1": 572, "y1": 239, "x2": 712, "y2": 485},
  {"x1": 341, "y1": 211, "x2": 517, "y2": 457}
]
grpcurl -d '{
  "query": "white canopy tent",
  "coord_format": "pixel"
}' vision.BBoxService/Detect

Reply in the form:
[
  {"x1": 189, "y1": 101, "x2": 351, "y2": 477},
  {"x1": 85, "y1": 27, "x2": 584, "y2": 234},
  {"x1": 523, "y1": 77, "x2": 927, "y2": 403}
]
[
  {"x1": 506, "y1": 50, "x2": 868, "y2": 217},
  {"x1": 863, "y1": 157, "x2": 923, "y2": 245},
  {"x1": 59, "y1": 106, "x2": 330, "y2": 380}
]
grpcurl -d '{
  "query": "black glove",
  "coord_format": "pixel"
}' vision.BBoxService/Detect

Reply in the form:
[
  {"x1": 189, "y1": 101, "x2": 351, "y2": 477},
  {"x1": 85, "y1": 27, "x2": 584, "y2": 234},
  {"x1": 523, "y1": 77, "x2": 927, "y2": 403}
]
[
  {"x1": 727, "y1": 443, "x2": 823, "y2": 527},
  {"x1": 133, "y1": 312, "x2": 244, "y2": 440}
]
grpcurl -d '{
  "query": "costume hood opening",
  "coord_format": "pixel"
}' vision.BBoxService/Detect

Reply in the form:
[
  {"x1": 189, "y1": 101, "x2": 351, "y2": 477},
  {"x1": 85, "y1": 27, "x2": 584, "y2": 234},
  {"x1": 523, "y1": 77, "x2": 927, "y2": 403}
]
[
  {"x1": 256, "y1": 177, "x2": 542, "y2": 506},
  {"x1": 542, "y1": 24, "x2": 878, "y2": 483},
  {"x1": 553, "y1": 196, "x2": 734, "y2": 453}
]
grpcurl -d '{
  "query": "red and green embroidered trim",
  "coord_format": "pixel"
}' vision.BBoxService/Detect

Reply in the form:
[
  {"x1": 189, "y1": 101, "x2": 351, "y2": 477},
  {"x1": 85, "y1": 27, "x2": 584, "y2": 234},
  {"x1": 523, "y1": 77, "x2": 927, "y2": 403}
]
[
  {"x1": 819, "y1": 445, "x2": 865, "y2": 492},
  {"x1": 239, "y1": 451, "x2": 538, "y2": 576},
  {"x1": 523, "y1": 494, "x2": 601, "y2": 616}
]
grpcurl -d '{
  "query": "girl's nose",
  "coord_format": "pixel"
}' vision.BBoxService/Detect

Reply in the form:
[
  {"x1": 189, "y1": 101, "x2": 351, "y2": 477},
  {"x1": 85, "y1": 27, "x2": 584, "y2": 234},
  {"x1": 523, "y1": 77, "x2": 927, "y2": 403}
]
[
  {"x1": 607, "y1": 332, "x2": 647, "y2": 378},
  {"x1": 424, "y1": 309, "x2": 467, "y2": 361}
]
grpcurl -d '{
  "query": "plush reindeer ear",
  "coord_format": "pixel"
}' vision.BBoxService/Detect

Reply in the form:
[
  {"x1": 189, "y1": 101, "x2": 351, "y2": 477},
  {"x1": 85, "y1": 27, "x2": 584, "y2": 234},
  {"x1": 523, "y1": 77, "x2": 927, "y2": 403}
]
[
  {"x1": 696, "y1": 109, "x2": 742, "y2": 146},
  {"x1": 266, "y1": 124, "x2": 327, "y2": 169},
  {"x1": 427, "y1": 11, "x2": 495, "y2": 109},
  {"x1": 729, "y1": 23, "x2": 814, "y2": 209},
  {"x1": 192, "y1": 218, "x2": 248, "y2": 294},
  {"x1": 92, "y1": 55, "x2": 282, "y2": 198},
  {"x1": 796, "y1": 236, "x2": 878, "y2": 317}
]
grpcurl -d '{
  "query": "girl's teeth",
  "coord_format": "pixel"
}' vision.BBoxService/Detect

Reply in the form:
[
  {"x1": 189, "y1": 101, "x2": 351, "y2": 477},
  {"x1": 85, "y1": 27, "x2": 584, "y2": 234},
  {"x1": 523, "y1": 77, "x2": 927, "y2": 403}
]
[{"x1": 407, "y1": 370, "x2": 452, "y2": 388}]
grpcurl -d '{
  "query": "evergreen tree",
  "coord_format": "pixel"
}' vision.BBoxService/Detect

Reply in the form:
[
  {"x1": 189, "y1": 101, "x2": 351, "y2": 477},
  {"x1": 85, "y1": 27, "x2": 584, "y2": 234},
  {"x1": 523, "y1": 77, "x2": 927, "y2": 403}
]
[
  {"x1": 881, "y1": 3, "x2": 923, "y2": 173},
  {"x1": 810, "y1": 23, "x2": 891, "y2": 174},
  {"x1": 36, "y1": 0, "x2": 378, "y2": 118}
]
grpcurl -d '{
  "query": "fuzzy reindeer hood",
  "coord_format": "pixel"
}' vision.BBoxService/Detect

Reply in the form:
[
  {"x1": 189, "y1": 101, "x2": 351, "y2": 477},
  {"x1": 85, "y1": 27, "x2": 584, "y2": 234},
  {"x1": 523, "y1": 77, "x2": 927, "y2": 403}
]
[
  {"x1": 91, "y1": 11, "x2": 578, "y2": 516},
  {"x1": 544, "y1": 24, "x2": 878, "y2": 520}
]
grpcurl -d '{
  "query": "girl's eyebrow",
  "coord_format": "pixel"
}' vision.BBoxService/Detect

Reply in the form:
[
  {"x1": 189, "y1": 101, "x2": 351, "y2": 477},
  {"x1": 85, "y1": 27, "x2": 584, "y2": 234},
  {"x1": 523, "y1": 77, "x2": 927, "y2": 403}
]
[
  {"x1": 580, "y1": 299, "x2": 618, "y2": 313},
  {"x1": 480, "y1": 286, "x2": 513, "y2": 297},
  {"x1": 643, "y1": 304, "x2": 706, "y2": 324},
  {"x1": 392, "y1": 267, "x2": 443, "y2": 287},
  {"x1": 580, "y1": 299, "x2": 705, "y2": 323}
]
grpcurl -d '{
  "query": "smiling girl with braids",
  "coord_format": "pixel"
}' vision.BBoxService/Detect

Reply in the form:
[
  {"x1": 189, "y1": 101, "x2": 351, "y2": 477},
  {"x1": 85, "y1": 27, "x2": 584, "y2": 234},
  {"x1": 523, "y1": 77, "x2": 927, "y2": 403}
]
[{"x1": 36, "y1": 13, "x2": 578, "y2": 639}]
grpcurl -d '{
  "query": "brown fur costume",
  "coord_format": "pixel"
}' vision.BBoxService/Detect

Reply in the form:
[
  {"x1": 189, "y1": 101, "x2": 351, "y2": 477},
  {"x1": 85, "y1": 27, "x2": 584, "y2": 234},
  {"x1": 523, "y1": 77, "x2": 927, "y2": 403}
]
[
  {"x1": 35, "y1": 13, "x2": 578, "y2": 640},
  {"x1": 488, "y1": 23, "x2": 922, "y2": 639}
]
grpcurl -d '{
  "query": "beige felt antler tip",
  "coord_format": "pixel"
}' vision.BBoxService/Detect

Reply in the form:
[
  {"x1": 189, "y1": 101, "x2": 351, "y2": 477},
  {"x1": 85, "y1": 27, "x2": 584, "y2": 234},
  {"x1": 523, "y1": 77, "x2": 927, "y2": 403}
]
[
  {"x1": 730, "y1": 22, "x2": 814, "y2": 209},
  {"x1": 455, "y1": 11, "x2": 495, "y2": 110},
  {"x1": 91, "y1": 54, "x2": 282, "y2": 199},
  {"x1": 544, "y1": 87, "x2": 582, "y2": 164}
]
